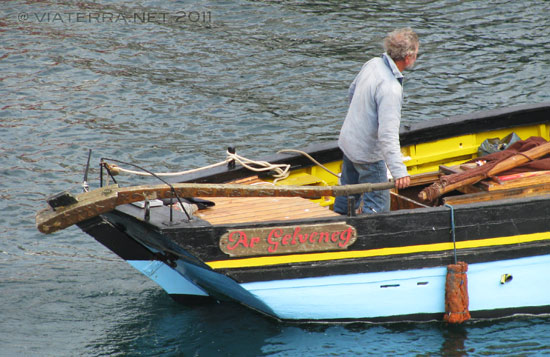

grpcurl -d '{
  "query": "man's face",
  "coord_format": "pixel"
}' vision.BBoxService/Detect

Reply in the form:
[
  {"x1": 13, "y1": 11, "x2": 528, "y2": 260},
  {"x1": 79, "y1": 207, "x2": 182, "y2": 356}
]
[{"x1": 405, "y1": 47, "x2": 419, "y2": 70}]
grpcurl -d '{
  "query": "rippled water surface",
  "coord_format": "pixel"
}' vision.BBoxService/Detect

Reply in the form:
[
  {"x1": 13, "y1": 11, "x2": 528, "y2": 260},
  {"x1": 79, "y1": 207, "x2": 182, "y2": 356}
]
[{"x1": 2, "y1": 0, "x2": 550, "y2": 355}]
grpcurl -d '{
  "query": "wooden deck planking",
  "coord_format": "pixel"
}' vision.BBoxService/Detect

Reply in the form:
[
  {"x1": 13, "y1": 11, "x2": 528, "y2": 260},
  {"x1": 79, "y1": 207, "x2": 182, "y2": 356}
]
[
  {"x1": 195, "y1": 196, "x2": 339, "y2": 225},
  {"x1": 195, "y1": 177, "x2": 340, "y2": 225}
]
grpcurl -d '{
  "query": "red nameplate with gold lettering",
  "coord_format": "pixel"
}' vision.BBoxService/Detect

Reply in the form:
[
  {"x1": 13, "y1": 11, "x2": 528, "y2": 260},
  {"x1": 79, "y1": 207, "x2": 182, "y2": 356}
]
[{"x1": 220, "y1": 222, "x2": 357, "y2": 257}]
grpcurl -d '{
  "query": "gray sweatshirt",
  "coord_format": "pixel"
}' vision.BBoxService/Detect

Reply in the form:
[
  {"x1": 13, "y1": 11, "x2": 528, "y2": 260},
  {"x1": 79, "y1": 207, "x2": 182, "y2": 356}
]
[{"x1": 338, "y1": 53, "x2": 408, "y2": 179}]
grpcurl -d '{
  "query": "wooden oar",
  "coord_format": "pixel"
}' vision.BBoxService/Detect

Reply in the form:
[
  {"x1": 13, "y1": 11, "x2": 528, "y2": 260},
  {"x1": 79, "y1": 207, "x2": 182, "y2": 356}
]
[
  {"x1": 418, "y1": 141, "x2": 550, "y2": 201},
  {"x1": 36, "y1": 181, "x2": 396, "y2": 234}
]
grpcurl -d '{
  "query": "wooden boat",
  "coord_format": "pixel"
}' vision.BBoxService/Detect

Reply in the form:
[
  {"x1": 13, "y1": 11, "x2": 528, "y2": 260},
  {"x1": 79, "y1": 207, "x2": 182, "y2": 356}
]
[{"x1": 36, "y1": 102, "x2": 550, "y2": 322}]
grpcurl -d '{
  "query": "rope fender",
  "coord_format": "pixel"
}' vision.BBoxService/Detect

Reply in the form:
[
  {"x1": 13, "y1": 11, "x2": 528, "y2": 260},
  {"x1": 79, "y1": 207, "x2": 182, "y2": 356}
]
[{"x1": 443, "y1": 261, "x2": 471, "y2": 324}]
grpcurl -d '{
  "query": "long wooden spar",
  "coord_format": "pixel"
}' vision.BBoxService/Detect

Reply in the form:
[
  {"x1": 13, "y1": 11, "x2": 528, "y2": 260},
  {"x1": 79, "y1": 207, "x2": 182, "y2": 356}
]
[{"x1": 36, "y1": 181, "x2": 395, "y2": 234}]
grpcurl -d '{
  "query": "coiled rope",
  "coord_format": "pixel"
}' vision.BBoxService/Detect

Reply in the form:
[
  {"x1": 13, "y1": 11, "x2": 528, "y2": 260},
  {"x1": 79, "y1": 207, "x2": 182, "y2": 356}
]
[{"x1": 229, "y1": 151, "x2": 290, "y2": 183}]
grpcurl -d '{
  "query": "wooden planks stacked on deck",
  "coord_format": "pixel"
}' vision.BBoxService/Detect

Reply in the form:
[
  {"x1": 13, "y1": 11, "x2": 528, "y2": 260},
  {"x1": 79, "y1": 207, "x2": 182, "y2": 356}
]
[
  {"x1": 194, "y1": 176, "x2": 340, "y2": 225},
  {"x1": 440, "y1": 166, "x2": 550, "y2": 205},
  {"x1": 479, "y1": 171, "x2": 550, "y2": 191},
  {"x1": 443, "y1": 182, "x2": 550, "y2": 205}
]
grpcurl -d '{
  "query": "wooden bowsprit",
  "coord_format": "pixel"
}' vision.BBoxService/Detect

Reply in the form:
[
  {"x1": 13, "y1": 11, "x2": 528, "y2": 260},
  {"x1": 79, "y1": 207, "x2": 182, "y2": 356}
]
[{"x1": 36, "y1": 181, "x2": 395, "y2": 234}]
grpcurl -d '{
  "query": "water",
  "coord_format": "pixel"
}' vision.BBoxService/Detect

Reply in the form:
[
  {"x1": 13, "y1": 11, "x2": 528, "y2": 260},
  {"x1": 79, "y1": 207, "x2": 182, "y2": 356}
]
[{"x1": 2, "y1": 0, "x2": 550, "y2": 355}]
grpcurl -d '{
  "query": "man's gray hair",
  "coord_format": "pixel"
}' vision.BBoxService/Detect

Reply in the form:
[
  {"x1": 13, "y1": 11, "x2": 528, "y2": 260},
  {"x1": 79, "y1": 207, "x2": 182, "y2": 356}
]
[{"x1": 383, "y1": 28, "x2": 419, "y2": 61}]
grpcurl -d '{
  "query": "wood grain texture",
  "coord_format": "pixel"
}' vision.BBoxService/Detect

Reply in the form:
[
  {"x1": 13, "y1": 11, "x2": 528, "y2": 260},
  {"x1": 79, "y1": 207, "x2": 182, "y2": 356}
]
[{"x1": 195, "y1": 196, "x2": 339, "y2": 225}]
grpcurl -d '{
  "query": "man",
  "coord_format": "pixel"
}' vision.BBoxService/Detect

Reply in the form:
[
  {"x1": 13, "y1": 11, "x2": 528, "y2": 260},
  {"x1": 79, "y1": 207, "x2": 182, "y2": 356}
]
[{"x1": 334, "y1": 28, "x2": 419, "y2": 215}]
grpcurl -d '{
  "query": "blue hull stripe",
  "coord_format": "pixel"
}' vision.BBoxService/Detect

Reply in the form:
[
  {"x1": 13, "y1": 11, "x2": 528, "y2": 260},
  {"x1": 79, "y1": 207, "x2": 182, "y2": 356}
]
[
  {"x1": 174, "y1": 260, "x2": 277, "y2": 316},
  {"x1": 127, "y1": 255, "x2": 550, "y2": 320},
  {"x1": 128, "y1": 260, "x2": 208, "y2": 296},
  {"x1": 241, "y1": 255, "x2": 550, "y2": 320}
]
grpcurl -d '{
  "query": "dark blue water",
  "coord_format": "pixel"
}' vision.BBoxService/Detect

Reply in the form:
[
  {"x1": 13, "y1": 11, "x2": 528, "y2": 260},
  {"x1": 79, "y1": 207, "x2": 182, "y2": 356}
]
[{"x1": 2, "y1": 0, "x2": 550, "y2": 355}]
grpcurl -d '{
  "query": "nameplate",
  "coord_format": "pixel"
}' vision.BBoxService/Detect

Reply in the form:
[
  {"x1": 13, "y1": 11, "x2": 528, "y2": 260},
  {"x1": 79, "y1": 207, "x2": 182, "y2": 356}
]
[{"x1": 219, "y1": 222, "x2": 357, "y2": 257}]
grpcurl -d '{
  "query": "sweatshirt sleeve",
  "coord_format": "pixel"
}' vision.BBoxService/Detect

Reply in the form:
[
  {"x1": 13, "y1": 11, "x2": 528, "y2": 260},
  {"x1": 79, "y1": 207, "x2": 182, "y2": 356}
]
[
  {"x1": 375, "y1": 82, "x2": 408, "y2": 179},
  {"x1": 348, "y1": 75, "x2": 358, "y2": 105}
]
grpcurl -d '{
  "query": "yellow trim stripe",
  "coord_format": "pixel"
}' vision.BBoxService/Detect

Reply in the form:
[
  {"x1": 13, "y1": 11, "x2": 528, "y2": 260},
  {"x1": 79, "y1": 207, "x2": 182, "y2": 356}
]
[{"x1": 206, "y1": 231, "x2": 550, "y2": 269}]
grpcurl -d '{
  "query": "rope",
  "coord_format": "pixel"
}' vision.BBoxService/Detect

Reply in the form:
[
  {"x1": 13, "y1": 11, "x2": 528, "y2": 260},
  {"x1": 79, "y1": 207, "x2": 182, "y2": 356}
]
[
  {"x1": 106, "y1": 158, "x2": 231, "y2": 177},
  {"x1": 277, "y1": 149, "x2": 340, "y2": 178},
  {"x1": 227, "y1": 151, "x2": 290, "y2": 183},
  {"x1": 101, "y1": 158, "x2": 192, "y2": 221},
  {"x1": 104, "y1": 150, "x2": 291, "y2": 183},
  {"x1": 444, "y1": 261, "x2": 471, "y2": 324},
  {"x1": 104, "y1": 147, "x2": 346, "y2": 184},
  {"x1": 444, "y1": 203, "x2": 458, "y2": 264},
  {"x1": 442, "y1": 204, "x2": 471, "y2": 323}
]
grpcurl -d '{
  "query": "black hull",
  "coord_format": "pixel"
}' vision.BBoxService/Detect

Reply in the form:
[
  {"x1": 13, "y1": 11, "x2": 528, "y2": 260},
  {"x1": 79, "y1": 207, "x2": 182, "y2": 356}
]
[{"x1": 50, "y1": 102, "x2": 550, "y2": 322}]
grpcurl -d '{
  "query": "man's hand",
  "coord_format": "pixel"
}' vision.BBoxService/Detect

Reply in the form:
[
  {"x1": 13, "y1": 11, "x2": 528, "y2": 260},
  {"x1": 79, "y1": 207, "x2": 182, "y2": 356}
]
[{"x1": 395, "y1": 176, "x2": 411, "y2": 190}]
